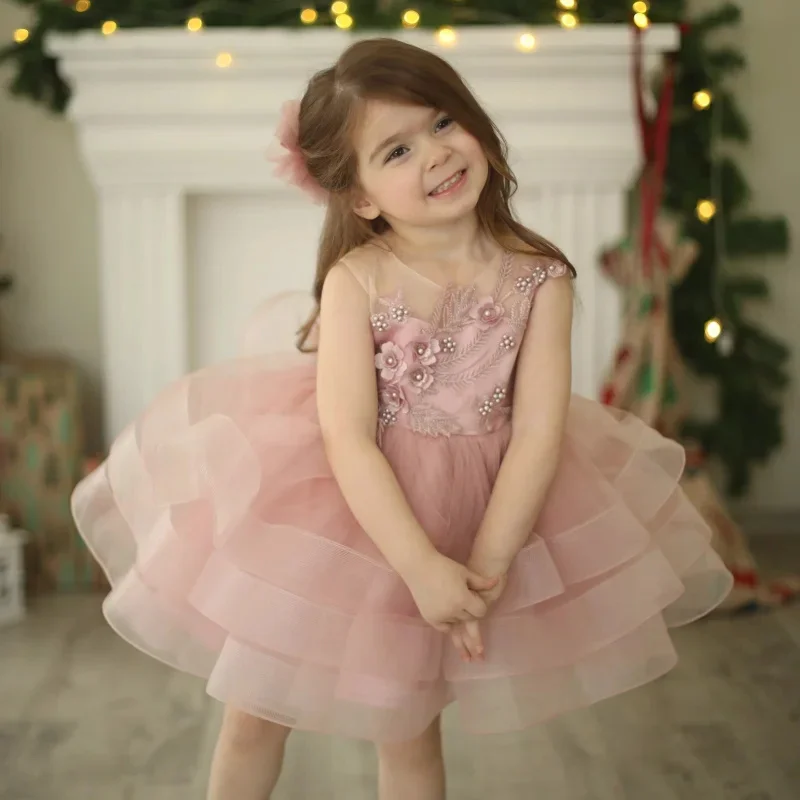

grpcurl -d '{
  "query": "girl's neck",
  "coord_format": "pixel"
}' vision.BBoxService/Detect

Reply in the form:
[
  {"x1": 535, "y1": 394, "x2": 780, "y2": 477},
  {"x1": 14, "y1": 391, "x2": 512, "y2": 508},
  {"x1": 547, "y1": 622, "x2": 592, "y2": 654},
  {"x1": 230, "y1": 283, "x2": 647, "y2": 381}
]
[{"x1": 383, "y1": 213, "x2": 498, "y2": 268}]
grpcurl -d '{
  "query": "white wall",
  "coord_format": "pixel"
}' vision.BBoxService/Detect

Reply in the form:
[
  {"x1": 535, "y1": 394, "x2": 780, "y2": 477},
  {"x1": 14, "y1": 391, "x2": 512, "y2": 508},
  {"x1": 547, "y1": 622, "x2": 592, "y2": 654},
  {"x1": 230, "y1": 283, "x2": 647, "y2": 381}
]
[
  {"x1": 0, "y1": 1, "x2": 798, "y2": 513},
  {"x1": 0, "y1": 0, "x2": 102, "y2": 451}
]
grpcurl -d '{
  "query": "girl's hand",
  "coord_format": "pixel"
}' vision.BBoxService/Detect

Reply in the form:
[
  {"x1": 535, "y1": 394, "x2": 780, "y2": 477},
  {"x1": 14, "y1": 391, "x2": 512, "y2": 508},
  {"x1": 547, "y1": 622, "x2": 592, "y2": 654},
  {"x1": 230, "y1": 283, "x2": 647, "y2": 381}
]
[
  {"x1": 450, "y1": 569, "x2": 508, "y2": 663},
  {"x1": 404, "y1": 553, "x2": 500, "y2": 633}
]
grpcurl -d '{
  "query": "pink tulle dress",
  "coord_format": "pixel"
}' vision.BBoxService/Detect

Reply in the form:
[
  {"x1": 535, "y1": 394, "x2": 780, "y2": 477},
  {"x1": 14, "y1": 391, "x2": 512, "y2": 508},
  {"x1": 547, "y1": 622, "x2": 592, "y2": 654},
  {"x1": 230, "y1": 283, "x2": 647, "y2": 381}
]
[{"x1": 72, "y1": 242, "x2": 732, "y2": 743}]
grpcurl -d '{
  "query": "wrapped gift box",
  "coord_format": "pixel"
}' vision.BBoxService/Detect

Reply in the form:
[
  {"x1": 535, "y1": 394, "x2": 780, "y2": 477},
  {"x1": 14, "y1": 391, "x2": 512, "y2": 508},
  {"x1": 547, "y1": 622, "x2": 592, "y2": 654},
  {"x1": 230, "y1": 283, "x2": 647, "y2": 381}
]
[{"x1": 0, "y1": 356, "x2": 107, "y2": 593}]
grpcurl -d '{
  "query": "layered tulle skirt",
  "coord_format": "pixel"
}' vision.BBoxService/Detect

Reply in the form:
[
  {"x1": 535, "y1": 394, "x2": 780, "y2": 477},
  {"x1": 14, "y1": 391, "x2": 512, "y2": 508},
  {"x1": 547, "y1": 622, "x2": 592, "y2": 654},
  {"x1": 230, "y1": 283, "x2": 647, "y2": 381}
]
[{"x1": 72, "y1": 353, "x2": 732, "y2": 742}]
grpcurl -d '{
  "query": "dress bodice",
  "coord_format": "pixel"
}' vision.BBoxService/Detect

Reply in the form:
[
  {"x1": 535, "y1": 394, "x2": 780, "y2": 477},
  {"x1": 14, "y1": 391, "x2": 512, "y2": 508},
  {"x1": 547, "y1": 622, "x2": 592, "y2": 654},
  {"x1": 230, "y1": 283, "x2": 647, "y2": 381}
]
[{"x1": 343, "y1": 241, "x2": 569, "y2": 438}]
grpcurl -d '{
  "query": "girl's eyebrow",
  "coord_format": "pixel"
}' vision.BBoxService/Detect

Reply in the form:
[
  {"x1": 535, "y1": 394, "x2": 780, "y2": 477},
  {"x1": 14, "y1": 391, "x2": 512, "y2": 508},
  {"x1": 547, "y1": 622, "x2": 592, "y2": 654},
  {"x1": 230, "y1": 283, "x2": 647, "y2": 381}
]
[
  {"x1": 368, "y1": 109, "x2": 440, "y2": 163},
  {"x1": 369, "y1": 129, "x2": 412, "y2": 163}
]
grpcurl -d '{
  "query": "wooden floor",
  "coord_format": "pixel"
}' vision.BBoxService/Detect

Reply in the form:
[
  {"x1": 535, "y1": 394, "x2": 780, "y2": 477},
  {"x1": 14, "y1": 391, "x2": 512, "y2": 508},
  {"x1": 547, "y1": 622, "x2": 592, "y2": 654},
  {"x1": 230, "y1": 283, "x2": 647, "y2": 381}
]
[{"x1": 2, "y1": 536, "x2": 800, "y2": 800}]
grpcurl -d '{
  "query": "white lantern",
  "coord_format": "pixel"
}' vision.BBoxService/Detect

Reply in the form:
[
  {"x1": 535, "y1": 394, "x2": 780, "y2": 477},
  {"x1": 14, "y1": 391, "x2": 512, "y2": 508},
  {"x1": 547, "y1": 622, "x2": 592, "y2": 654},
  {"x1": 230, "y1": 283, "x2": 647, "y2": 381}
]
[{"x1": 0, "y1": 515, "x2": 27, "y2": 627}]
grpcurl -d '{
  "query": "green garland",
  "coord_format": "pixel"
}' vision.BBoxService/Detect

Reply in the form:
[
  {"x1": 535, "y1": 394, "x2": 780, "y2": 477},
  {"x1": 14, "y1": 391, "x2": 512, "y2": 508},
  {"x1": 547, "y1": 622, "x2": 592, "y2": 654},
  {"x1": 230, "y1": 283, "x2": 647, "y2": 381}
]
[{"x1": 0, "y1": 0, "x2": 791, "y2": 496}]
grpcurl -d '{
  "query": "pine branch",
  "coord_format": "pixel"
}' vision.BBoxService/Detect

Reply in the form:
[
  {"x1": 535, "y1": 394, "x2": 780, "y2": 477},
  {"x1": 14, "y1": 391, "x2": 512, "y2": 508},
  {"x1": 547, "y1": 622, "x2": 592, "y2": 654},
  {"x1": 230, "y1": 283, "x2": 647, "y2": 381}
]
[
  {"x1": 693, "y1": 2, "x2": 742, "y2": 32},
  {"x1": 706, "y1": 46, "x2": 746, "y2": 74},
  {"x1": 727, "y1": 218, "x2": 791, "y2": 256}
]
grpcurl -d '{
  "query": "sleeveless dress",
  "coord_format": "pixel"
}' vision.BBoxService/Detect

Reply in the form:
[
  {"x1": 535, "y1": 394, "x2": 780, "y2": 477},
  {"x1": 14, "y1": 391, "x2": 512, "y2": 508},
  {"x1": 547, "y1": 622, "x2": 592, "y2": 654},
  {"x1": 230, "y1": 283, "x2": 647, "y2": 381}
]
[{"x1": 71, "y1": 242, "x2": 732, "y2": 743}]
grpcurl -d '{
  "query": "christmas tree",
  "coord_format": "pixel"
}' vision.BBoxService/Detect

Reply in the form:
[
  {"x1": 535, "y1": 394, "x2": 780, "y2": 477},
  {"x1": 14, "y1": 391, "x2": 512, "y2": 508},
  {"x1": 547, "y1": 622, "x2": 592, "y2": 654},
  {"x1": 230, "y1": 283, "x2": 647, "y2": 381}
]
[{"x1": 0, "y1": 1, "x2": 790, "y2": 496}]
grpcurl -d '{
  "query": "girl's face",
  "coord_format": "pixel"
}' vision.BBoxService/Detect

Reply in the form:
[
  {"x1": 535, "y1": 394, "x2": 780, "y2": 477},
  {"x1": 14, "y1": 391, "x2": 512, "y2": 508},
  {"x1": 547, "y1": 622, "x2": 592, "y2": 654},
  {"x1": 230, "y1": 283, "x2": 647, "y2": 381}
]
[{"x1": 352, "y1": 99, "x2": 489, "y2": 230}]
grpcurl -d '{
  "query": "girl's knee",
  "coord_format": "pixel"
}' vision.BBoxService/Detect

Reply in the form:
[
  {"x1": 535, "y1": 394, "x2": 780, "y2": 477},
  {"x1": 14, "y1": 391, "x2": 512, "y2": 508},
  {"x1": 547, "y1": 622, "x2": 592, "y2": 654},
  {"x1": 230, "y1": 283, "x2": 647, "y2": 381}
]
[
  {"x1": 219, "y1": 706, "x2": 291, "y2": 752},
  {"x1": 378, "y1": 716, "x2": 442, "y2": 767}
]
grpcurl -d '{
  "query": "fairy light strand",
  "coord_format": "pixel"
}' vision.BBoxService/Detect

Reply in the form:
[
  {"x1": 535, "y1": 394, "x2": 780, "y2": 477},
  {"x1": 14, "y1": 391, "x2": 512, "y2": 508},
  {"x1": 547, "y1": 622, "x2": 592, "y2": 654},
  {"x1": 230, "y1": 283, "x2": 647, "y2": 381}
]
[{"x1": 704, "y1": 80, "x2": 730, "y2": 347}]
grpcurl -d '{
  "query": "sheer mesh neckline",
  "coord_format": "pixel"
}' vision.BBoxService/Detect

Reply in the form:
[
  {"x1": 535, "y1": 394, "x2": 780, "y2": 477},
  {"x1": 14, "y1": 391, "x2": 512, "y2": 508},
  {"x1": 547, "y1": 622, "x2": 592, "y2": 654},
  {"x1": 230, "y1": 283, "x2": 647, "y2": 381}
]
[{"x1": 379, "y1": 240, "x2": 511, "y2": 293}]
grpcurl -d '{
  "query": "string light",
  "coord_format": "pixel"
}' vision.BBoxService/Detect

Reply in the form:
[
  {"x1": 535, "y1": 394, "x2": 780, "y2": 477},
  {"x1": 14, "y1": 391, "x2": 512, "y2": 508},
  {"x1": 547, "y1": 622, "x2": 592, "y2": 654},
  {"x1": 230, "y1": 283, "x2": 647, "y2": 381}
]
[
  {"x1": 704, "y1": 318, "x2": 722, "y2": 344},
  {"x1": 516, "y1": 32, "x2": 537, "y2": 52},
  {"x1": 300, "y1": 8, "x2": 318, "y2": 24},
  {"x1": 632, "y1": 1, "x2": 649, "y2": 12},
  {"x1": 693, "y1": 90, "x2": 713, "y2": 110},
  {"x1": 436, "y1": 26, "x2": 457, "y2": 46},
  {"x1": 402, "y1": 9, "x2": 420, "y2": 28},
  {"x1": 101, "y1": 20, "x2": 117, "y2": 35},
  {"x1": 559, "y1": 12, "x2": 579, "y2": 28},
  {"x1": 335, "y1": 13, "x2": 354, "y2": 29},
  {"x1": 696, "y1": 199, "x2": 717, "y2": 223},
  {"x1": 331, "y1": 1, "x2": 348, "y2": 14},
  {"x1": 186, "y1": 16, "x2": 203, "y2": 32},
  {"x1": 215, "y1": 51, "x2": 233, "y2": 68},
  {"x1": 557, "y1": 0, "x2": 577, "y2": 8},
  {"x1": 13, "y1": 28, "x2": 29, "y2": 43},
  {"x1": 75, "y1": 0, "x2": 91, "y2": 11},
  {"x1": 633, "y1": 12, "x2": 650, "y2": 28}
]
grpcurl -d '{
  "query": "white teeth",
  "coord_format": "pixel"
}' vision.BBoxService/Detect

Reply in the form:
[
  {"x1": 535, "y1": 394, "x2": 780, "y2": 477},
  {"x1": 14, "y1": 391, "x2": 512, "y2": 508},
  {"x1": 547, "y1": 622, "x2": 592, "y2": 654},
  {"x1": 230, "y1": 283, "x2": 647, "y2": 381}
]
[{"x1": 430, "y1": 170, "x2": 464, "y2": 195}]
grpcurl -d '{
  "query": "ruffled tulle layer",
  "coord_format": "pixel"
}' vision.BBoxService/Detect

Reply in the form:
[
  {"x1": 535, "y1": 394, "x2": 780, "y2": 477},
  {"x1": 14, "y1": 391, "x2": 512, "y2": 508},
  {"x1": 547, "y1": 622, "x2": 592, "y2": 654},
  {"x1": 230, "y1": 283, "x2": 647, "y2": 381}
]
[{"x1": 72, "y1": 353, "x2": 732, "y2": 742}]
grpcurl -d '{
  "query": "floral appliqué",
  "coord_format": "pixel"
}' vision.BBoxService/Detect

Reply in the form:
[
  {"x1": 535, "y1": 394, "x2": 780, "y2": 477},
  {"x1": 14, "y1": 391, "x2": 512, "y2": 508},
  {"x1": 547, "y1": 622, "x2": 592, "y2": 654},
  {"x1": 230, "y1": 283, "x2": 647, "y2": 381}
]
[
  {"x1": 375, "y1": 343, "x2": 406, "y2": 381},
  {"x1": 412, "y1": 339, "x2": 441, "y2": 366},
  {"x1": 472, "y1": 297, "x2": 505, "y2": 327},
  {"x1": 373, "y1": 253, "x2": 568, "y2": 438}
]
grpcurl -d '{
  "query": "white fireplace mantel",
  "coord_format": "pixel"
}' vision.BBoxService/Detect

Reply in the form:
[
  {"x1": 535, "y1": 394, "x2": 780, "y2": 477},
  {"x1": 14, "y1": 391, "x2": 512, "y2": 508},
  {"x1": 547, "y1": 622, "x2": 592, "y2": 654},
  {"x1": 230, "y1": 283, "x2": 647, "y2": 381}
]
[{"x1": 48, "y1": 25, "x2": 678, "y2": 442}]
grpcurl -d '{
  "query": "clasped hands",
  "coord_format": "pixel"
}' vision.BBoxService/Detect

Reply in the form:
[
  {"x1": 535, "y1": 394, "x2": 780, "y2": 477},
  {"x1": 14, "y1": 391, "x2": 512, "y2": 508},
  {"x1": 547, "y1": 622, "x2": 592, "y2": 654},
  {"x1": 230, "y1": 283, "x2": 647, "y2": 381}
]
[{"x1": 405, "y1": 551, "x2": 508, "y2": 663}]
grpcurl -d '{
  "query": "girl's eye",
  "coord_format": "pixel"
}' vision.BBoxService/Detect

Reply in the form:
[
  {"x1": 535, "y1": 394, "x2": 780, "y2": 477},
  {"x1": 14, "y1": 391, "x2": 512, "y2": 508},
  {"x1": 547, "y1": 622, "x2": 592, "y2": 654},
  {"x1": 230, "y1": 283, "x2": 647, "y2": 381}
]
[
  {"x1": 435, "y1": 116, "x2": 454, "y2": 132},
  {"x1": 386, "y1": 146, "x2": 409, "y2": 163}
]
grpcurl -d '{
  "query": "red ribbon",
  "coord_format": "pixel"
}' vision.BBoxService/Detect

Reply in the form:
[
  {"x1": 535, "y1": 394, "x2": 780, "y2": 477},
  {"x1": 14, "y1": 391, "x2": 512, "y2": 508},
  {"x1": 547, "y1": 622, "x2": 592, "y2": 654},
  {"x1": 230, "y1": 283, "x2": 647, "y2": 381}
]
[{"x1": 632, "y1": 25, "x2": 676, "y2": 276}]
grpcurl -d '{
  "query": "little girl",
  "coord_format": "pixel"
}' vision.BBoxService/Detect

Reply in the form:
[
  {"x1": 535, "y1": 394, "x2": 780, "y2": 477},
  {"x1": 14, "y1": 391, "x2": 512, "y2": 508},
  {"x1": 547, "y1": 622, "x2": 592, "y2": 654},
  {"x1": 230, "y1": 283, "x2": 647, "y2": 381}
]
[{"x1": 72, "y1": 38, "x2": 732, "y2": 799}]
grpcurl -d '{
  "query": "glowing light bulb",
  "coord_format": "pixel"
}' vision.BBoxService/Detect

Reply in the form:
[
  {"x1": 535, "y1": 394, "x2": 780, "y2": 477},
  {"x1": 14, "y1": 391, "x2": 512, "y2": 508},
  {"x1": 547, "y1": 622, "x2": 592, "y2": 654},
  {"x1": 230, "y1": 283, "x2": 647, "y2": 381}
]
[
  {"x1": 559, "y1": 12, "x2": 578, "y2": 29},
  {"x1": 517, "y1": 33, "x2": 537, "y2": 52},
  {"x1": 215, "y1": 51, "x2": 233, "y2": 68},
  {"x1": 633, "y1": 12, "x2": 650, "y2": 28},
  {"x1": 331, "y1": 1, "x2": 348, "y2": 14},
  {"x1": 693, "y1": 90, "x2": 713, "y2": 110},
  {"x1": 704, "y1": 318, "x2": 722, "y2": 343},
  {"x1": 558, "y1": 0, "x2": 577, "y2": 8},
  {"x1": 632, "y1": 1, "x2": 649, "y2": 12},
  {"x1": 300, "y1": 8, "x2": 318, "y2": 24},
  {"x1": 696, "y1": 199, "x2": 717, "y2": 223},
  {"x1": 335, "y1": 13, "x2": 354, "y2": 29},
  {"x1": 75, "y1": 0, "x2": 91, "y2": 12},
  {"x1": 186, "y1": 16, "x2": 203, "y2": 32},
  {"x1": 436, "y1": 26, "x2": 457, "y2": 46},
  {"x1": 101, "y1": 20, "x2": 117, "y2": 35},
  {"x1": 402, "y1": 9, "x2": 420, "y2": 28},
  {"x1": 13, "y1": 28, "x2": 29, "y2": 43}
]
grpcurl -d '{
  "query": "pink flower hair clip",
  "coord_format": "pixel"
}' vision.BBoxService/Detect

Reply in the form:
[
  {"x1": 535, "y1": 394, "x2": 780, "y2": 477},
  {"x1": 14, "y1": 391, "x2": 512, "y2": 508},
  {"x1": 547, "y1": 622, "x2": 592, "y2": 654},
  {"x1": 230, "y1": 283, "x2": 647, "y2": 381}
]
[{"x1": 270, "y1": 100, "x2": 329, "y2": 205}]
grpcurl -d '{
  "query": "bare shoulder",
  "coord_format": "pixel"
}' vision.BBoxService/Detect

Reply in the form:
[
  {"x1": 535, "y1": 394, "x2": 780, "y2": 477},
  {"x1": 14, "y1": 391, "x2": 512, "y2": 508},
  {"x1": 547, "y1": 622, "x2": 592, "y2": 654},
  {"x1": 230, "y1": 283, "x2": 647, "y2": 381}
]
[
  {"x1": 321, "y1": 259, "x2": 368, "y2": 313},
  {"x1": 329, "y1": 238, "x2": 392, "y2": 294}
]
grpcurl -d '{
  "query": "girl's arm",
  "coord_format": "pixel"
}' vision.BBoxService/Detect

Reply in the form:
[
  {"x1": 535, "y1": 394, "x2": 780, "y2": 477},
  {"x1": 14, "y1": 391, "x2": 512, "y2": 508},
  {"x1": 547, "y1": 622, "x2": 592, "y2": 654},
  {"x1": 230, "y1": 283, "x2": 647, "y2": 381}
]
[
  {"x1": 468, "y1": 274, "x2": 574, "y2": 576},
  {"x1": 316, "y1": 263, "x2": 497, "y2": 625},
  {"x1": 316, "y1": 263, "x2": 436, "y2": 579}
]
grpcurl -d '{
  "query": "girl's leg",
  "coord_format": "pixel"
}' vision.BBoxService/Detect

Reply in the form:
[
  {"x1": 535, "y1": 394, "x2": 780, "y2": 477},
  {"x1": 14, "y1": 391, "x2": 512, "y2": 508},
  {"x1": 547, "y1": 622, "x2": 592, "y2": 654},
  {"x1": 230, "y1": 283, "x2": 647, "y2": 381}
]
[
  {"x1": 377, "y1": 716, "x2": 446, "y2": 800},
  {"x1": 206, "y1": 706, "x2": 292, "y2": 800}
]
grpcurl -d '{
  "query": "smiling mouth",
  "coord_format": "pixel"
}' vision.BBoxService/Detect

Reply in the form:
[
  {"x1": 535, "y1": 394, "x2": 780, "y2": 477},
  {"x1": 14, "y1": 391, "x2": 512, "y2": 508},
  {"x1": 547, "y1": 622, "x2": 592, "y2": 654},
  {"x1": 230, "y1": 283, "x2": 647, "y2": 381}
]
[{"x1": 429, "y1": 169, "x2": 467, "y2": 196}]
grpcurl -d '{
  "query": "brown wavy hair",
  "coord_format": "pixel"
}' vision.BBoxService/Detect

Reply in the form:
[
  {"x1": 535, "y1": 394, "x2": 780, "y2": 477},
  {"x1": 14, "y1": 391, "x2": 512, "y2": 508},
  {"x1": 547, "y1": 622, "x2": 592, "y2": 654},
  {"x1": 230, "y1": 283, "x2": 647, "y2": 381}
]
[{"x1": 295, "y1": 38, "x2": 575, "y2": 350}]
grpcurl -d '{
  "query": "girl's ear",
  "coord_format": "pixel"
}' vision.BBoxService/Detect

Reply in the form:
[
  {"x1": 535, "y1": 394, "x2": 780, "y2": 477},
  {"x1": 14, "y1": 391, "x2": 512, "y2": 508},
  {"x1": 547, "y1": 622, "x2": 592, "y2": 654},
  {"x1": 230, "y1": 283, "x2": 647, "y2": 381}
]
[{"x1": 353, "y1": 193, "x2": 380, "y2": 221}]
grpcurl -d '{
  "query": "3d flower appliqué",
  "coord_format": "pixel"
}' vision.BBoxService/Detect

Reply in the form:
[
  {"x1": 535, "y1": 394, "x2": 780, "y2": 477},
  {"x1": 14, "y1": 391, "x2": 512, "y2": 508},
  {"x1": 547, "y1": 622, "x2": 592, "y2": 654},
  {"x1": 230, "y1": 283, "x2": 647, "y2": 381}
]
[
  {"x1": 472, "y1": 297, "x2": 505, "y2": 327},
  {"x1": 375, "y1": 343, "x2": 407, "y2": 381}
]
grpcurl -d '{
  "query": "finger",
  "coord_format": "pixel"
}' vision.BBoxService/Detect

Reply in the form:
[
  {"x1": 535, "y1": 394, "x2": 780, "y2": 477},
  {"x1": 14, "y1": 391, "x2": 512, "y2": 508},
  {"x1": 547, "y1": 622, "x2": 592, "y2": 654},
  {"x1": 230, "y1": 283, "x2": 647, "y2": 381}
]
[
  {"x1": 466, "y1": 572, "x2": 500, "y2": 592},
  {"x1": 432, "y1": 621, "x2": 452, "y2": 634},
  {"x1": 450, "y1": 630, "x2": 471, "y2": 662},
  {"x1": 463, "y1": 592, "x2": 489, "y2": 620},
  {"x1": 462, "y1": 620, "x2": 484, "y2": 660}
]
